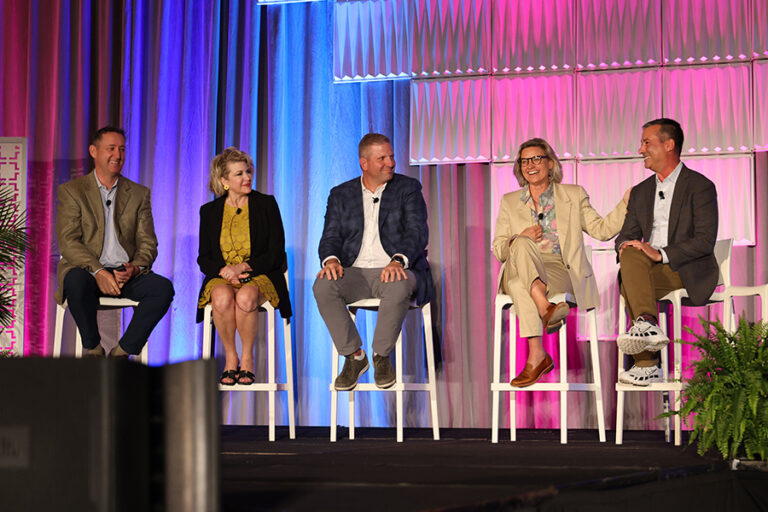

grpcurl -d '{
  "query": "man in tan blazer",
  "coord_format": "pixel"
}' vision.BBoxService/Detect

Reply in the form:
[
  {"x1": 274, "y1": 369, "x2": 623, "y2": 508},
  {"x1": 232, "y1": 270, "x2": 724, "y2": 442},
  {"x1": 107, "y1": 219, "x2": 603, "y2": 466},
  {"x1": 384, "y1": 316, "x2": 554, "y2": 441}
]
[{"x1": 56, "y1": 126, "x2": 174, "y2": 357}]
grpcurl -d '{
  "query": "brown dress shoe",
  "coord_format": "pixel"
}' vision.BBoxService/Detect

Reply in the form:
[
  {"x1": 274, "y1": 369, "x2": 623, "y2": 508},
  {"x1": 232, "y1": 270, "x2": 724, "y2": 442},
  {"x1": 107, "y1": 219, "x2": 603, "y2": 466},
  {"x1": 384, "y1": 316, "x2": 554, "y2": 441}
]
[
  {"x1": 511, "y1": 354, "x2": 554, "y2": 387},
  {"x1": 541, "y1": 302, "x2": 569, "y2": 334},
  {"x1": 109, "y1": 344, "x2": 130, "y2": 358},
  {"x1": 83, "y1": 345, "x2": 105, "y2": 358}
]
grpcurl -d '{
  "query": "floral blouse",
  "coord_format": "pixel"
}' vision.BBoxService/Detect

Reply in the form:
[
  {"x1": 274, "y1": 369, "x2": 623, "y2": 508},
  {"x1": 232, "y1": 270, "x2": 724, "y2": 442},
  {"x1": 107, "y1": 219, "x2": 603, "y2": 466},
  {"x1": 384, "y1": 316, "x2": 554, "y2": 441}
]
[{"x1": 520, "y1": 183, "x2": 561, "y2": 255}]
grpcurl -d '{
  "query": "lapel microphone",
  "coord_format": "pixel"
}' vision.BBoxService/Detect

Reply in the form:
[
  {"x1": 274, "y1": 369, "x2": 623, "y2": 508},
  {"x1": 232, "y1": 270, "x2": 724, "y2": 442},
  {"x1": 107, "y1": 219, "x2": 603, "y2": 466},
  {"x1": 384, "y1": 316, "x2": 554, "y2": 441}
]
[
  {"x1": 659, "y1": 191, "x2": 665, "y2": 200},
  {"x1": 373, "y1": 197, "x2": 379, "y2": 204},
  {"x1": 106, "y1": 199, "x2": 112, "y2": 207},
  {"x1": 537, "y1": 212, "x2": 544, "y2": 225},
  {"x1": 236, "y1": 208, "x2": 242, "y2": 214}
]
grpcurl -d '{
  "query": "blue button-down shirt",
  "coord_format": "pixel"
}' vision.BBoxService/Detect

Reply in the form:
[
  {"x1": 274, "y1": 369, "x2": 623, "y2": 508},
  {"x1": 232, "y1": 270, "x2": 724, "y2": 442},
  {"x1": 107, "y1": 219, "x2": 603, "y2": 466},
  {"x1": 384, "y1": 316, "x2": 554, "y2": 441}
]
[{"x1": 95, "y1": 172, "x2": 129, "y2": 268}]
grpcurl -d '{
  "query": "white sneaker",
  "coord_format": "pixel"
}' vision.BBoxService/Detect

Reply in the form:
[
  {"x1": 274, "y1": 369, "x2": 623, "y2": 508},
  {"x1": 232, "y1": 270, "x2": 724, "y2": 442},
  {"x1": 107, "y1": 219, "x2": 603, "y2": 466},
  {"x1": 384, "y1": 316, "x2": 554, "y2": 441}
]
[
  {"x1": 618, "y1": 365, "x2": 662, "y2": 386},
  {"x1": 617, "y1": 317, "x2": 670, "y2": 355}
]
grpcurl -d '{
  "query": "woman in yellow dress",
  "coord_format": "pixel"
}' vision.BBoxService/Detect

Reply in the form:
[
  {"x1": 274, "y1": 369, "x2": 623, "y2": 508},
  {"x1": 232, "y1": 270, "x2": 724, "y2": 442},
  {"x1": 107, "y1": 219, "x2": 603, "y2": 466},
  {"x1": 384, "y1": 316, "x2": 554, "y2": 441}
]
[{"x1": 197, "y1": 148, "x2": 291, "y2": 385}]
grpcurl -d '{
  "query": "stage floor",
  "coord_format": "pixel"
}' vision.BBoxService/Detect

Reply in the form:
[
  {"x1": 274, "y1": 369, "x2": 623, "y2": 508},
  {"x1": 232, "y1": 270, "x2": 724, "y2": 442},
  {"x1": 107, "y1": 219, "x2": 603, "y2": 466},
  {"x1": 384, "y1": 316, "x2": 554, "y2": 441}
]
[{"x1": 219, "y1": 426, "x2": 765, "y2": 512}]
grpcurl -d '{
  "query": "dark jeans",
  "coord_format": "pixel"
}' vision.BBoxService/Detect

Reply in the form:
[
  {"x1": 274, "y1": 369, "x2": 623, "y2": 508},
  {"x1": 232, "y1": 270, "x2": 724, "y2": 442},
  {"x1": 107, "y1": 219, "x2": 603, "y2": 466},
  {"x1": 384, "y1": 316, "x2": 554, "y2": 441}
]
[{"x1": 63, "y1": 267, "x2": 175, "y2": 355}]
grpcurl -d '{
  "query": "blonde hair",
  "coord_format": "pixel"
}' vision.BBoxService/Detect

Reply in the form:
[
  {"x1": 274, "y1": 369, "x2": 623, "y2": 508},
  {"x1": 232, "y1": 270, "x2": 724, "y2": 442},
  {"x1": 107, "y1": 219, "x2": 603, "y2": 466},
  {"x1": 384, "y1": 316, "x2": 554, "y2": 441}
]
[
  {"x1": 511, "y1": 138, "x2": 563, "y2": 187},
  {"x1": 209, "y1": 147, "x2": 255, "y2": 196}
]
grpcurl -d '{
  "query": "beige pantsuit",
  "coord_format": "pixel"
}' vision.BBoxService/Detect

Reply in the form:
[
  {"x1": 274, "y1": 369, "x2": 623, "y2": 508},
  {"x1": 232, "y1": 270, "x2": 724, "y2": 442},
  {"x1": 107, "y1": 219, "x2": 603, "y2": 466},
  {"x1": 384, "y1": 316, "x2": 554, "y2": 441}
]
[{"x1": 493, "y1": 183, "x2": 627, "y2": 338}]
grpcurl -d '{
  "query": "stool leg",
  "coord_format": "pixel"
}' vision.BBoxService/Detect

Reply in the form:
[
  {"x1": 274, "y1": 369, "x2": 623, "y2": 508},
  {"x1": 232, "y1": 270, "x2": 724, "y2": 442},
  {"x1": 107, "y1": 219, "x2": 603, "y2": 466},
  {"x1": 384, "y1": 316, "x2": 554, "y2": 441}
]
[
  {"x1": 268, "y1": 308, "x2": 276, "y2": 442},
  {"x1": 396, "y1": 330, "x2": 404, "y2": 443},
  {"x1": 509, "y1": 308, "x2": 517, "y2": 442},
  {"x1": 588, "y1": 309, "x2": 606, "y2": 442},
  {"x1": 54, "y1": 304, "x2": 66, "y2": 358},
  {"x1": 330, "y1": 345, "x2": 339, "y2": 442},
  {"x1": 491, "y1": 301, "x2": 504, "y2": 443},
  {"x1": 615, "y1": 388, "x2": 625, "y2": 445},
  {"x1": 421, "y1": 305, "x2": 440, "y2": 440},
  {"x1": 349, "y1": 390, "x2": 355, "y2": 440},
  {"x1": 559, "y1": 321, "x2": 567, "y2": 445},
  {"x1": 283, "y1": 318, "x2": 296, "y2": 439}
]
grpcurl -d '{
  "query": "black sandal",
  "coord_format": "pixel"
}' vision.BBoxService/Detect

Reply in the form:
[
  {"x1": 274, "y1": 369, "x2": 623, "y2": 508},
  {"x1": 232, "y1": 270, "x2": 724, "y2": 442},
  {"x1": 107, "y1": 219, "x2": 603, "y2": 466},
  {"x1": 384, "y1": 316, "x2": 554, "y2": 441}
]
[
  {"x1": 219, "y1": 369, "x2": 237, "y2": 386},
  {"x1": 237, "y1": 369, "x2": 255, "y2": 385}
]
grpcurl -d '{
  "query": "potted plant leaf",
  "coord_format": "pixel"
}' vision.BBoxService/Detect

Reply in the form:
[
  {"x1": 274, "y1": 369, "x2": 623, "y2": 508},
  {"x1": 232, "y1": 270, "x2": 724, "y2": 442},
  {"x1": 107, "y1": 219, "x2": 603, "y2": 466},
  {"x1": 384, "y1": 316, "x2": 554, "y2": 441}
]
[{"x1": 667, "y1": 318, "x2": 768, "y2": 462}]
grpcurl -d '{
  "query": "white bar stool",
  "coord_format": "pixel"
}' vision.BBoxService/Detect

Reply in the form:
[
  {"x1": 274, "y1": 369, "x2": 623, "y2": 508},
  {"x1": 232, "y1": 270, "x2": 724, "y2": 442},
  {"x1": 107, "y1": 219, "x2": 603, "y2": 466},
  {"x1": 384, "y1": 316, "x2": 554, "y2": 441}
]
[
  {"x1": 201, "y1": 271, "x2": 296, "y2": 441},
  {"x1": 615, "y1": 239, "x2": 733, "y2": 446},
  {"x1": 53, "y1": 297, "x2": 149, "y2": 364},
  {"x1": 329, "y1": 300, "x2": 440, "y2": 443},
  {"x1": 490, "y1": 246, "x2": 606, "y2": 444}
]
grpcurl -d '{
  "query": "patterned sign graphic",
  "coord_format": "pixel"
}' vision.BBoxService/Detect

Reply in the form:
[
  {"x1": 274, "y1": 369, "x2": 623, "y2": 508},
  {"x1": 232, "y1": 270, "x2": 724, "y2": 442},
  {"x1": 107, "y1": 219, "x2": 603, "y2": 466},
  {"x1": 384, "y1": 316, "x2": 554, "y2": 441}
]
[{"x1": 0, "y1": 138, "x2": 27, "y2": 356}]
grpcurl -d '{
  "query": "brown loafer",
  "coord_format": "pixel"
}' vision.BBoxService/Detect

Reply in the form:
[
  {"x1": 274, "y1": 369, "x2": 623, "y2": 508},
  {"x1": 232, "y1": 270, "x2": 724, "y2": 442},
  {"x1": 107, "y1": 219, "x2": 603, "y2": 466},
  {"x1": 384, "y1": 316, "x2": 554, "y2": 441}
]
[
  {"x1": 511, "y1": 353, "x2": 554, "y2": 387},
  {"x1": 541, "y1": 302, "x2": 569, "y2": 334}
]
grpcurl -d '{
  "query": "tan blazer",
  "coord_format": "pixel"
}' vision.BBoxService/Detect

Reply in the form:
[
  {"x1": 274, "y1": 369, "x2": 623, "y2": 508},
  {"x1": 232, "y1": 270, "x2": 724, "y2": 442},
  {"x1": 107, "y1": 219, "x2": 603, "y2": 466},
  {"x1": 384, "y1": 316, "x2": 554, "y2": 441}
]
[
  {"x1": 492, "y1": 183, "x2": 626, "y2": 310},
  {"x1": 55, "y1": 171, "x2": 158, "y2": 304}
]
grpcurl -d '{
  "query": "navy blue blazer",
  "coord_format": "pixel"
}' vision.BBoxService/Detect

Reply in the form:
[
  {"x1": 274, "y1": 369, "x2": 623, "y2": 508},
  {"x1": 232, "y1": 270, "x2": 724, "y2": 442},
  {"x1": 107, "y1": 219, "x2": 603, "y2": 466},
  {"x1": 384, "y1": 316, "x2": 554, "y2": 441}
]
[
  {"x1": 615, "y1": 165, "x2": 719, "y2": 305},
  {"x1": 318, "y1": 173, "x2": 434, "y2": 305},
  {"x1": 197, "y1": 191, "x2": 292, "y2": 321}
]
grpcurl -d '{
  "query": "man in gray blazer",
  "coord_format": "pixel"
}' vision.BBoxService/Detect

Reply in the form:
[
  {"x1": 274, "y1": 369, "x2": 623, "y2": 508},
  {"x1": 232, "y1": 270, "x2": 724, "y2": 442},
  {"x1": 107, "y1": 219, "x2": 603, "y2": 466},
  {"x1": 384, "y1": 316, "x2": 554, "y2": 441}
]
[
  {"x1": 56, "y1": 126, "x2": 174, "y2": 357},
  {"x1": 615, "y1": 118, "x2": 718, "y2": 386},
  {"x1": 313, "y1": 133, "x2": 433, "y2": 391}
]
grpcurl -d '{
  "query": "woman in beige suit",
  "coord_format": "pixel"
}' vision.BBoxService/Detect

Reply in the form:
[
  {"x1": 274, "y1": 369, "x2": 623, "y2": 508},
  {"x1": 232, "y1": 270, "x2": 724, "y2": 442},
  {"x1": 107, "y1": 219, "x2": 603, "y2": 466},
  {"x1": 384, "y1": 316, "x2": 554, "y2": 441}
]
[{"x1": 493, "y1": 138, "x2": 630, "y2": 387}]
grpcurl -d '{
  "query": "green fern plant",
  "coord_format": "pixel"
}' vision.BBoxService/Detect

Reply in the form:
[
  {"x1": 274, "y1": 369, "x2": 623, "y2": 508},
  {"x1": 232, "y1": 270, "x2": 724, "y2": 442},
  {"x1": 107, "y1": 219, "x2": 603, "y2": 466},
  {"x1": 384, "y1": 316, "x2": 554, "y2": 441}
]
[
  {"x1": 0, "y1": 186, "x2": 31, "y2": 327},
  {"x1": 669, "y1": 318, "x2": 768, "y2": 460}
]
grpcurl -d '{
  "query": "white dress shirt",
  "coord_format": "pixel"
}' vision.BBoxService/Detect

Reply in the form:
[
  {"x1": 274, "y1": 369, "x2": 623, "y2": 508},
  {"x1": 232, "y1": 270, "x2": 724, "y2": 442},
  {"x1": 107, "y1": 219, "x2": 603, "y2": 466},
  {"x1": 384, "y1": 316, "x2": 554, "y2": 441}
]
[
  {"x1": 649, "y1": 161, "x2": 683, "y2": 263},
  {"x1": 95, "y1": 173, "x2": 129, "y2": 268}
]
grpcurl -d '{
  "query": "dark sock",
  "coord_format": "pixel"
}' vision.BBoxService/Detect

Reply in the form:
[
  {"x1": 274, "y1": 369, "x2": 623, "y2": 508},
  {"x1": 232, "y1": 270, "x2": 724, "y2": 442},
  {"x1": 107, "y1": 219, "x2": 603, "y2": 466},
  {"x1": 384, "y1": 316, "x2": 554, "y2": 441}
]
[{"x1": 640, "y1": 313, "x2": 657, "y2": 325}]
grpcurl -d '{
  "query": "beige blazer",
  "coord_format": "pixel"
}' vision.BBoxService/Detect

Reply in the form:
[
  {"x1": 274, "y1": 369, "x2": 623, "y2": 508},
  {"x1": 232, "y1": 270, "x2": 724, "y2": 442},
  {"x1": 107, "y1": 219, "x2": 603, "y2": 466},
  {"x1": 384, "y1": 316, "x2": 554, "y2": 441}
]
[
  {"x1": 55, "y1": 171, "x2": 158, "y2": 304},
  {"x1": 492, "y1": 183, "x2": 626, "y2": 310}
]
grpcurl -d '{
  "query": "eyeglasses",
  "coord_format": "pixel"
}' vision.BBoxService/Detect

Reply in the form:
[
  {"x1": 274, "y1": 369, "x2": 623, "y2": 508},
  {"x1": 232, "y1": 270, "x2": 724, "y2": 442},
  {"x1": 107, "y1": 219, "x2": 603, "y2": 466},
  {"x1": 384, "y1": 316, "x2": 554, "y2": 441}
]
[{"x1": 518, "y1": 155, "x2": 549, "y2": 166}]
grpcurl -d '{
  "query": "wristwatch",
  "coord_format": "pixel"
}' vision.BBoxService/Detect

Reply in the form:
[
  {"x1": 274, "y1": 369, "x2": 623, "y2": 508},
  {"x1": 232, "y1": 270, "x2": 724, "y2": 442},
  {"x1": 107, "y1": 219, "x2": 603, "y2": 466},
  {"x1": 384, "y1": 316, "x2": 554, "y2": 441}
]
[{"x1": 391, "y1": 255, "x2": 405, "y2": 268}]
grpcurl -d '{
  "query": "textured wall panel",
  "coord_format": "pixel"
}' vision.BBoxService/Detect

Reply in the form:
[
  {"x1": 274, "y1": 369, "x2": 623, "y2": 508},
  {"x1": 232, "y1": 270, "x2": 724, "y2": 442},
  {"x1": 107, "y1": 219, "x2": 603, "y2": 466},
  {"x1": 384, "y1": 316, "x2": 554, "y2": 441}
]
[
  {"x1": 663, "y1": 64, "x2": 752, "y2": 154},
  {"x1": 333, "y1": 0, "x2": 410, "y2": 81},
  {"x1": 662, "y1": 0, "x2": 751, "y2": 64},
  {"x1": 691, "y1": 155, "x2": 755, "y2": 246},
  {"x1": 411, "y1": 0, "x2": 490, "y2": 77},
  {"x1": 492, "y1": 0, "x2": 574, "y2": 73},
  {"x1": 576, "y1": 0, "x2": 660, "y2": 69},
  {"x1": 756, "y1": 0, "x2": 768, "y2": 58},
  {"x1": 410, "y1": 77, "x2": 491, "y2": 164},
  {"x1": 577, "y1": 159, "x2": 649, "y2": 249},
  {"x1": 577, "y1": 69, "x2": 661, "y2": 158},
  {"x1": 755, "y1": 61, "x2": 768, "y2": 151},
  {"x1": 491, "y1": 74, "x2": 575, "y2": 162}
]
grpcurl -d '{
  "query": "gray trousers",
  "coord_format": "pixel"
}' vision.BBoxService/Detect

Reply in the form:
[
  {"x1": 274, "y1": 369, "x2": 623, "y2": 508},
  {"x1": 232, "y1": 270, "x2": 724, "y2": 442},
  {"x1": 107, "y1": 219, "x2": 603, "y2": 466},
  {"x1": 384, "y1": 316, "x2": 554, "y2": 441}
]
[{"x1": 313, "y1": 267, "x2": 417, "y2": 357}]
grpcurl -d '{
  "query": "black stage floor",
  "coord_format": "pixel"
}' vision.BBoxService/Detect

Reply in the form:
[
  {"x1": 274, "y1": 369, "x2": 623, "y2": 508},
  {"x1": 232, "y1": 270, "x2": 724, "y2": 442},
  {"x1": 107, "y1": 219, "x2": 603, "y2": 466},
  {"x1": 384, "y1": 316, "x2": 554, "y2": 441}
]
[{"x1": 220, "y1": 427, "x2": 768, "y2": 512}]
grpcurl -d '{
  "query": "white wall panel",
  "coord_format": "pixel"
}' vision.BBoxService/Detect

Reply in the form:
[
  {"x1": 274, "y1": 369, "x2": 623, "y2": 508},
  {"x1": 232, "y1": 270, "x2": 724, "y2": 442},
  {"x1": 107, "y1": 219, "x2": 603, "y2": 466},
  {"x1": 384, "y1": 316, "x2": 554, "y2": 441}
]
[
  {"x1": 576, "y1": 0, "x2": 660, "y2": 69},
  {"x1": 491, "y1": 74, "x2": 575, "y2": 162},
  {"x1": 333, "y1": 0, "x2": 410, "y2": 81},
  {"x1": 756, "y1": 0, "x2": 768, "y2": 58},
  {"x1": 410, "y1": 77, "x2": 490, "y2": 164},
  {"x1": 662, "y1": 0, "x2": 751, "y2": 64},
  {"x1": 663, "y1": 64, "x2": 752, "y2": 154},
  {"x1": 492, "y1": 0, "x2": 574, "y2": 73},
  {"x1": 576, "y1": 69, "x2": 661, "y2": 158},
  {"x1": 755, "y1": 61, "x2": 768, "y2": 151},
  {"x1": 689, "y1": 155, "x2": 755, "y2": 246},
  {"x1": 411, "y1": 0, "x2": 490, "y2": 77}
]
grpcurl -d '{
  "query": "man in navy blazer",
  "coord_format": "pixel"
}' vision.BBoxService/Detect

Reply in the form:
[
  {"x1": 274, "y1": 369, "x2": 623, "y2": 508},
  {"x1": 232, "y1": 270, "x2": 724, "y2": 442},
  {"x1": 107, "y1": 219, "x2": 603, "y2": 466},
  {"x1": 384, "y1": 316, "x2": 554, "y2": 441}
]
[
  {"x1": 615, "y1": 118, "x2": 718, "y2": 386},
  {"x1": 314, "y1": 133, "x2": 433, "y2": 391}
]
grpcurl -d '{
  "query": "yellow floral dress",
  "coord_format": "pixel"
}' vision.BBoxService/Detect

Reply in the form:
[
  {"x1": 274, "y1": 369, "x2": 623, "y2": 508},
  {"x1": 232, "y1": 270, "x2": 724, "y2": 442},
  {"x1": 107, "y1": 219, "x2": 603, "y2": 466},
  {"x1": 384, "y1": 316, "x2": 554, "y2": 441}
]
[{"x1": 197, "y1": 202, "x2": 279, "y2": 308}]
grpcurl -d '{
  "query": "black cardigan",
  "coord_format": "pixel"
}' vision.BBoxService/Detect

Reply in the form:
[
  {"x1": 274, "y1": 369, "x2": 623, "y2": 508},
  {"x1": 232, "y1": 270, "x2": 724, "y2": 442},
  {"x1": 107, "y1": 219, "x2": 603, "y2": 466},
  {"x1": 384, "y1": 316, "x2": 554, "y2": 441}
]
[{"x1": 196, "y1": 191, "x2": 292, "y2": 321}]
